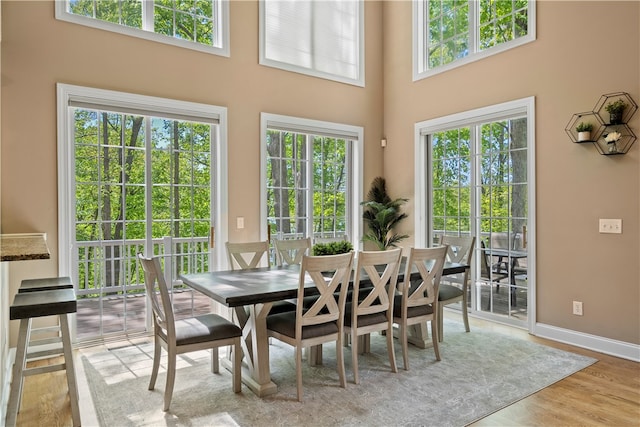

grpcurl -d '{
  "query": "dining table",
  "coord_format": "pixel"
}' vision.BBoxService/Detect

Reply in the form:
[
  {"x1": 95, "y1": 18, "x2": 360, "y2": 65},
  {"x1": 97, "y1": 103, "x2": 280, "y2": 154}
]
[{"x1": 180, "y1": 258, "x2": 468, "y2": 397}]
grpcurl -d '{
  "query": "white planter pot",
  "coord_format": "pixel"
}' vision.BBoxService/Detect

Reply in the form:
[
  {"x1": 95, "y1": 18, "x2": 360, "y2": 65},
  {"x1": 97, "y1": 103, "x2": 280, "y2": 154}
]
[{"x1": 577, "y1": 131, "x2": 591, "y2": 142}]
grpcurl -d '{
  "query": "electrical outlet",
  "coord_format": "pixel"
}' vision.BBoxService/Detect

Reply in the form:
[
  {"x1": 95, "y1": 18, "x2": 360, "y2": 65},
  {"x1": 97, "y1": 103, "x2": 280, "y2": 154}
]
[
  {"x1": 599, "y1": 218, "x2": 622, "y2": 234},
  {"x1": 236, "y1": 217, "x2": 244, "y2": 229},
  {"x1": 572, "y1": 301, "x2": 583, "y2": 316}
]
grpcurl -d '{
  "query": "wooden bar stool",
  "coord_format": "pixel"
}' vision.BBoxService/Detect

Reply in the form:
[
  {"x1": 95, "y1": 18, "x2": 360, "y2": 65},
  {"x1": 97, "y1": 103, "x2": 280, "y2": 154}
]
[
  {"x1": 6, "y1": 288, "x2": 81, "y2": 427},
  {"x1": 19, "y1": 276, "x2": 73, "y2": 293},
  {"x1": 17, "y1": 277, "x2": 76, "y2": 369}
]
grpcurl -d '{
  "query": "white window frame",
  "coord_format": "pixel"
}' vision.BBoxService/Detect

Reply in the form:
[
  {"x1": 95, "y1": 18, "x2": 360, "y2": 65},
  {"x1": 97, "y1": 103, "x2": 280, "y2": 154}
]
[
  {"x1": 56, "y1": 83, "x2": 229, "y2": 281},
  {"x1": 259, "y1": 0, "x2": 365, "y2": 87},
  {"x1": 414, "y1": 96, "x2": 536, "y2": 331},
  {"x1": 260, "y1": 113, "x2": 364, "y2": 251},
  {"x1": 413, "y1": 0, "x2": 536, "y2": 81},
  {"x1": 55, "y1": 0, "x2": 230, "y2": 57}
]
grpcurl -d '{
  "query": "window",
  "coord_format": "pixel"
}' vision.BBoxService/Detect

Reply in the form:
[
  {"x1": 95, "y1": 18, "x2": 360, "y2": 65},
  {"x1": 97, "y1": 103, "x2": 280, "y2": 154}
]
[
  {"x1": 415, "y1": 97, "x2": 535, "y2": 329},
  {"x1": 57, "y1": 83, "x2": 228, "y2": 341},
  {"x1": 260, "y1": 0, "x2": 364, "y2": 87},
  {"x1": 414, "y1": 0, "x2": 536, "y2": 80},
  {"x1": 56, "y1": 0, "x2": 229, "y2": 56},
  {"x1": 261, "y1": 113, "x2": 363, "y2": 248}
]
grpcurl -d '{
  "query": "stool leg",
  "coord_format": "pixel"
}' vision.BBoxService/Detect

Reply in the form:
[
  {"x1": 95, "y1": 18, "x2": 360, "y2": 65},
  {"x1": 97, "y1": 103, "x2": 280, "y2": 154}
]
[
  {"x1": 60, "y1": 314, "x2": 81, "y2": 426},
  {"x1": 6, "y1": 318, "x2": 31, "y2": 427}
]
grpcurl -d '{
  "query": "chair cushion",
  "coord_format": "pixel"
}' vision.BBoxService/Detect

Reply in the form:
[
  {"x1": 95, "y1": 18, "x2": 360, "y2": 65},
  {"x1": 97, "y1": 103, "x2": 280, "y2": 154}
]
[
  {"x1": 438, "y1": 284, "x2": 464, "y2": 301},
  {"x1": 266, "y1": 311, "x2": 339, "y2": 339},
  {"x1": 270, "y1": 300, "x2": 297, "y2": 314},
  {"x1": 170, "y1": 314, "x2": 241, "y2": 346},
  {"x1": 392, "y1": 295, "x2": 433, "y2": 318},
  {"x1": 343, "y1": 302, "x2": 387, "y2": 327}
]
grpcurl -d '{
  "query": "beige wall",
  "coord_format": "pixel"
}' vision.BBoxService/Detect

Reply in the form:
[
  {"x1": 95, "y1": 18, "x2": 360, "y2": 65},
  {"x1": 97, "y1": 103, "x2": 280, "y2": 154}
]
[
  {"x1": 383, "y1": 0, "x2": 639, "y2": 345},
  {"x1": 0, "y1": 0, "x2": 384, "y2": 347},
  {"x1": 0, "y1": 0, "x2": 638, "y2": 350}
]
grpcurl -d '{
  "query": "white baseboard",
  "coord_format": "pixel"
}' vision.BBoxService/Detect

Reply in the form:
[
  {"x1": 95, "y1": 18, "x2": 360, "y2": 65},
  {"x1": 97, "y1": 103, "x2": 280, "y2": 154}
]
[
  {"x1": 0, "y1": 348, "x2": 16, "y2": 425},
  {"x1": 535, "y1": 322, "x2": 640, "y2": 362}
]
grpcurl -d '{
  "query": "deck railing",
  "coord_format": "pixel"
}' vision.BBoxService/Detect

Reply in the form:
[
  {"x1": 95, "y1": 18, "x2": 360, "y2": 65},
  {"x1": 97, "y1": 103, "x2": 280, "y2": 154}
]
[{"x1": 74, "y1": 236, "x2": 210, "y2": 299}]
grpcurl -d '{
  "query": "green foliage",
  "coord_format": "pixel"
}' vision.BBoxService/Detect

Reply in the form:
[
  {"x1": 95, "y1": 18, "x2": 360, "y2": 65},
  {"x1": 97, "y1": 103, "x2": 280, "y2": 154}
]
[
  {"x1": 575, "y1": 122, "x2": 593, "y2": 132},
  {"x1": 428, "y1": 0, "x2": 529, "y2": 69},
  {"x1": 266, "y1": 130, "x2": 348, "y2": 237},
  {"x1": 70, "y1": 0, "x2": 214, "y2": 46},
  {"x1": 73, "y1": 108, "x2": 213, "y2": 292},
  {"x1": 605, "y1": 99, "x2": 627, "y2": 114},
  {"x1": 312, "y1": 240, "x2": 353, "y2": 256},
  {"x1": 361, "y1": 177, "x2": 409, "y2": 250}
]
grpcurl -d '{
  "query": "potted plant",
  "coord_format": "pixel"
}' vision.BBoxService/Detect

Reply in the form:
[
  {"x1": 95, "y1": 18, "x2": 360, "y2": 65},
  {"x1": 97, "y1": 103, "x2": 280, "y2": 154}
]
[
  {"x1": 575, "y1": 122, "x2": 593, "y2": 142},
  {"x1": 361, "y1": 177, "x2": 409, "y2": 250},
  {"x1": 312, "y1": 240, "x2": 353, "y2": 256},
  {"x1": 604, "y1": 99, "x2": 627, "y2": 124}
]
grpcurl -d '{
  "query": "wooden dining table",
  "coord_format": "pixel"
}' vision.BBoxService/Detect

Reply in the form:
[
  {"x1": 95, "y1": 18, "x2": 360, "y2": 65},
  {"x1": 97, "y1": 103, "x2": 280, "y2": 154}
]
[{"x1": 180, "y1": 259, "x2": 468, "y2": 397}]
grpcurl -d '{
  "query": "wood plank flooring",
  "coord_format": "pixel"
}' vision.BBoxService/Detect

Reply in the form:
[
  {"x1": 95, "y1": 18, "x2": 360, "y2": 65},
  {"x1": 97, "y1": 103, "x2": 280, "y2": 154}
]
[{"x1": 13, "y1": 313, "x2": 640, "y2": 427}]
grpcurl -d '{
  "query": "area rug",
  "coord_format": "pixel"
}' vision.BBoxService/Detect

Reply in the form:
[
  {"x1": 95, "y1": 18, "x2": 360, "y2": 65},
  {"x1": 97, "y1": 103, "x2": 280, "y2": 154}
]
[{"x1": 79, "y1": 319, "x2": 596, "y2": 427}]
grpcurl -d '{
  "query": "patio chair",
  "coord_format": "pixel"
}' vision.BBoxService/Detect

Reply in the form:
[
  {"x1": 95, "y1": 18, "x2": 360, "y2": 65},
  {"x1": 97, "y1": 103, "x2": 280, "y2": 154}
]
[
  {"x1": 137, "y1": 254, "x2": 242, "y2": 411},
  {"x1": 437, "y1": 235, "x2": 475, "y2": 341}
]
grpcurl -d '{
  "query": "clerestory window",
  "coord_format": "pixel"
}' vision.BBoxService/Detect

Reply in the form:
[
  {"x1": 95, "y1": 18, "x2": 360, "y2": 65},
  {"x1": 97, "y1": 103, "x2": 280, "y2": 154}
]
[
  {"x1": 414, "y1": 0, "x2": 536, "y2": 80},
  {"x1": 260, "y1": 0, "x2": 364, "y2": 87},
  {"x1": 56, "y1": 0, "x2": 229, "y2": 56}
]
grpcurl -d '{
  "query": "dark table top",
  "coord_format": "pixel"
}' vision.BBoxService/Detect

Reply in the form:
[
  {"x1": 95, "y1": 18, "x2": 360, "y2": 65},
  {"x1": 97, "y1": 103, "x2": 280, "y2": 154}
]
[{"x1": 180, "y1": 260, "x2": 468, "y2": 308}]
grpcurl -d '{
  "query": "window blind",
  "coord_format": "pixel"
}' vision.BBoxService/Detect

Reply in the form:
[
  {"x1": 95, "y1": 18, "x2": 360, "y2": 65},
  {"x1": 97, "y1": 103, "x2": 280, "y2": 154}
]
[
  {"x1": 262, "y1": 0, "x2": 363, "y2": 86},
  {"x1": 68, "y1": 95, "x2": 221, "y2": 124}
]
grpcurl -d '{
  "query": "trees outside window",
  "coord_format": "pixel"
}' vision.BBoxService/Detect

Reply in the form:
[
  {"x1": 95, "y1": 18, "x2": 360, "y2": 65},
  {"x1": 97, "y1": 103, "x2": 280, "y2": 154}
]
[
  {"x1": 414, "y1": 0, "x2": 535, "y2": 80},
  {"x1": 261, "y1": 113, "x2": 363, "y2": 251},
  {"x1": 56, "y1": 0, "x2": 229, "y2": 56},
  {"x1": 415, "y1": 97, "x2": 535, "y2": 329},
  {"x1": 59, "y1": 84, "x2": 227, "y2": 342}
]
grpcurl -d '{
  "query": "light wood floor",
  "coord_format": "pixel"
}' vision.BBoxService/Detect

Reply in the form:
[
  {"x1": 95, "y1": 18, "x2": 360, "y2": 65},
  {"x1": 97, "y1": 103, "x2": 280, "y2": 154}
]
[{"x1": 13, "y1": 314, "x2": 640, "y2": 427}]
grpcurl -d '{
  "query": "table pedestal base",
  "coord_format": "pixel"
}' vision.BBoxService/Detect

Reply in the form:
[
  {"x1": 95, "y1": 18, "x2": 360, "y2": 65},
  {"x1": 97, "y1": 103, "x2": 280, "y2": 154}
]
[{"x1": 221, "y1": 358, "x2": 277, "y2": 397}]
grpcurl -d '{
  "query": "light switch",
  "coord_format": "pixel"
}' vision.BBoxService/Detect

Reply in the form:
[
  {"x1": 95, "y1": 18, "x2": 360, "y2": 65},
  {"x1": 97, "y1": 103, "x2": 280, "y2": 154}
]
[
  {"x1": 599, "y1": 218, "x2": 622, "y2": 234},
  {"x1": 237, "y1": 217, "x2": 245, "y2": 229}
]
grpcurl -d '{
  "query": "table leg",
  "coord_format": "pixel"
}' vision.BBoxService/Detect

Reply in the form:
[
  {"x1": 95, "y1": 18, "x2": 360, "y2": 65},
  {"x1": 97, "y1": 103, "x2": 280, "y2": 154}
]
[
  {"x1": 223, "y1": 303, "x2": 277, "y2": 397},
  {"x1": 392, "y1": 323, "x2": 431, "y2": 349}
]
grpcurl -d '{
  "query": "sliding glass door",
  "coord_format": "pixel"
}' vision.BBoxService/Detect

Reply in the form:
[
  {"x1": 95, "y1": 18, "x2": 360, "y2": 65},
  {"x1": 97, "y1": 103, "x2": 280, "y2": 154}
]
[
  {"x1": 418, "y1": 98, "x2": 535, "y2": 328},
  {"x1": 59, "y1": 85, "x2": 226, "y2": 343}
]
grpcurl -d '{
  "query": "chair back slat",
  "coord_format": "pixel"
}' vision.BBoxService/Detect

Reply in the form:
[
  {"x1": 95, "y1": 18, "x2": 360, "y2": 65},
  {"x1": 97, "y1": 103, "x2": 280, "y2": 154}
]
[
  {"x1": 353, "y1": 249, "x2": 402, "y2": 318},
  {"x1": 274, "y1": 237, "x2": 311, "y2": 267},
  {"x1": 296, "y1": 252, "x2": 354, "y2": 330},
  {"x1": 226, "y1": 241, "x2": 269, "y2": 270},
  {"x1": 441, "y1": 235, "x2": 475, "y2": 264},
  {"x1": 137, "y1": 255, "x2": 175, "y2": 336},
  {"x1": 401, "y1": 246, "x2": 447, "y2": 309},
  {"x1": 441, "y1": 235, "x2": 475, "y2": 285}
]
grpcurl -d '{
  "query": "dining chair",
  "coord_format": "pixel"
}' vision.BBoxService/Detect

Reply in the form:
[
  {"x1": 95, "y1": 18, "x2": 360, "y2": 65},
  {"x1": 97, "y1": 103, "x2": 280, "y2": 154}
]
[
  {"x1": 393, "y1": 246, "x2": 447, "y2": 370},
  {"x1": 437, "y1": 235, "x2": 475, "y2": 341},
  {"x1": 273, "y1": 237, "x2": 311, "y2": 267},
  {"x1": 226, "y1": 240, "x2": 269, "y2": 270},
  {"x1": 266, "y1": 252, "x2": 354, "y2": 401},
  {"x1": 137, "y1": 254, "x2": 242, "y2": 411},
  {"x1": 344, "y1": 248, "x2": 402, "y2": 384}
]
